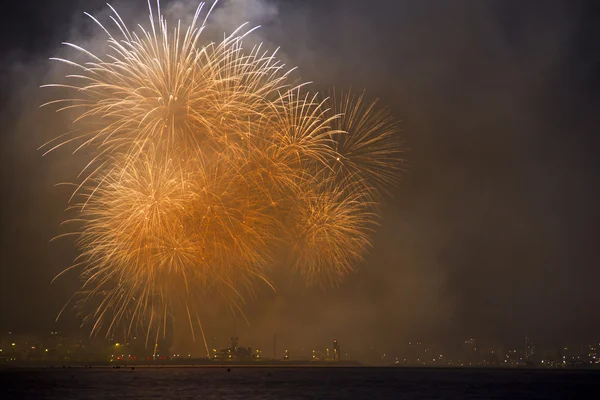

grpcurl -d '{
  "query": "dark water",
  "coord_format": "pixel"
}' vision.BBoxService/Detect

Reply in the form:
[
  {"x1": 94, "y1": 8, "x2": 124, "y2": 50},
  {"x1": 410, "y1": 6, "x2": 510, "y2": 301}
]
[{"x1": 1, "y1": 367, "x2": 598, "y2": 399}]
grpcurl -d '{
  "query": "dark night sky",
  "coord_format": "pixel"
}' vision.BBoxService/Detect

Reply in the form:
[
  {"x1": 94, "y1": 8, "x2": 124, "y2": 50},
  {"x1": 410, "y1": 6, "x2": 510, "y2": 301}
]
[{"x1": 1, "y1": 0, "x2": 599, "y2": 354}]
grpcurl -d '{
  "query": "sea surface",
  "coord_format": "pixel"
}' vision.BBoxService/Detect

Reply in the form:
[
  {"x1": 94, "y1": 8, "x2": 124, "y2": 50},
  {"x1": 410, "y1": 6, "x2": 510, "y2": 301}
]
[{"x1": 1, "y1": 366, "x2": 598, "y2": 399}]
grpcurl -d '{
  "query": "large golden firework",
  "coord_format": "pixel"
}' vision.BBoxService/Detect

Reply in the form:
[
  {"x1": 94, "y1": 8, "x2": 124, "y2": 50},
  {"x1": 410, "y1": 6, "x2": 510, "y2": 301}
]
[{"x1": 42, "y1": 1, "x2": 402, "y2": 349}]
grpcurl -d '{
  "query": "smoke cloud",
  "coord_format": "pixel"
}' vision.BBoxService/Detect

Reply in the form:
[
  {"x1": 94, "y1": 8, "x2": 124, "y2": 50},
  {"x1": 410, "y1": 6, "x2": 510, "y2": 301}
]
[{"x1": 1, "y1": 0, "x2": 599, "y2": 360}]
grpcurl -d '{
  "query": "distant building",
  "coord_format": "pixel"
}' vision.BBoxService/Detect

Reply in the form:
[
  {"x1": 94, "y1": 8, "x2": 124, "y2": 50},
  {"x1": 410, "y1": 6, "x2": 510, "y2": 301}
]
[
  {"x1": 525, "y1": 333, "x2": 535, "y2": 362},
  {"x1": 333, "y1": 339, "x2": 340, "y2": 361},
  {"x1": 589, "y1": 344, "x2": 598, "y2": 364},
  {"x1": 404, "y1": 341, "x2": 426, "y2": 365},
  {"x1": 462, "y1": 338, "x2": 479, "y2": 365},
  {"x1": 212, "y1": 336, "x2": 255, "y2": 361}
]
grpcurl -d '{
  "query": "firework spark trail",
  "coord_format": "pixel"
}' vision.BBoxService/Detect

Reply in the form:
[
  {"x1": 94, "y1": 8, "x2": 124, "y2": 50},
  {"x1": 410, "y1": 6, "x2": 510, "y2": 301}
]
[
  {"x1": 42, "y1": 0, "x2": 403, "y2": 346},
  {"x1": 324, "y1": 90, "x2": 405, "y2": 202}
]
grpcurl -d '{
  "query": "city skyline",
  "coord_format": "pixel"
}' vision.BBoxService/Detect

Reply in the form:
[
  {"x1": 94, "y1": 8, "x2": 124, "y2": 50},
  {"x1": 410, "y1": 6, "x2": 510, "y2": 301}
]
[{"x1": 1, "y1": 328, "x2": 599, "y2": 368}]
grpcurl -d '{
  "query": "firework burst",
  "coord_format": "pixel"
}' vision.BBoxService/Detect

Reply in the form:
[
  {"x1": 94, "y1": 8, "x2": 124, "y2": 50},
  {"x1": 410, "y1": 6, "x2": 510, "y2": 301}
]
[{"x1": 42, "y1": 1, "x2": 403, "y2": 347}]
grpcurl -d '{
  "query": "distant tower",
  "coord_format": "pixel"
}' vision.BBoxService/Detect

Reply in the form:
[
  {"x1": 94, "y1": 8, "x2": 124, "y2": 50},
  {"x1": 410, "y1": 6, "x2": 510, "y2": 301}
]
[
  {"x1": 333, "y1": 339, "x2": 341, "y2": 361},
  {"x1": 525, "y1": 332, "x2": 534, "y2": 361},
  {"x1": 231, "y1": 316, "x2": 238, "y2": 351},
  {"x1": 463, "y1": 338, "x2": 478, "y2": 364}
]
